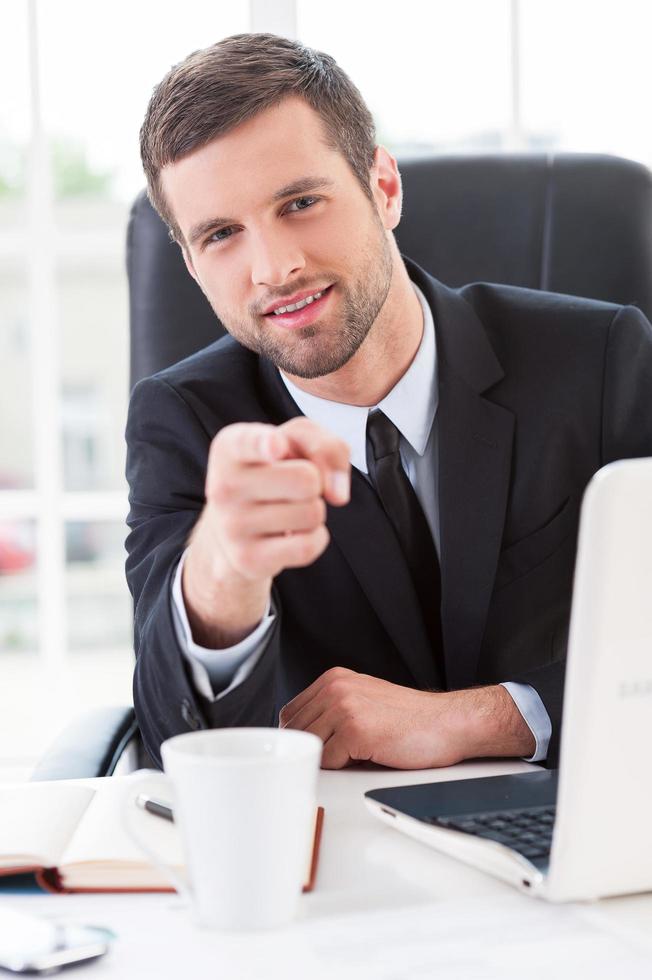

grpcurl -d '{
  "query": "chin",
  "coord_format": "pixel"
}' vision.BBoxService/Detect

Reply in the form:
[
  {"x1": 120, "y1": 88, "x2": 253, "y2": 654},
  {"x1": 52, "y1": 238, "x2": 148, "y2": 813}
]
[{"x1": 278, "y1": 346, "x2": 359, "y2": 380}]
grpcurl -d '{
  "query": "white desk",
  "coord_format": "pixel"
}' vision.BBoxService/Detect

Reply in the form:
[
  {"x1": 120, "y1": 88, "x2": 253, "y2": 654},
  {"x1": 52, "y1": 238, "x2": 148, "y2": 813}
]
[{"x1": 6, "y1": 760, "x2": 652, "y2": 979}]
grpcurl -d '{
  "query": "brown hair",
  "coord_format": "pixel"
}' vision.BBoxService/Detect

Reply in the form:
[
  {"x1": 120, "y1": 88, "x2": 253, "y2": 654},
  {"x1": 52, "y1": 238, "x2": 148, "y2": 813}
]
[{"x1": 140, "y1": 33, "x2": 377, "y2": 246}]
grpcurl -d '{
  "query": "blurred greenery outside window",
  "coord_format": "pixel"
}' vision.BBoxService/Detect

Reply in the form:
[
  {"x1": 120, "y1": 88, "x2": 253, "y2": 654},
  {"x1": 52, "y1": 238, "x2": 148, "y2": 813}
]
[{"x1": 0, "y1": 138, "x2": 115, "y2": 200}]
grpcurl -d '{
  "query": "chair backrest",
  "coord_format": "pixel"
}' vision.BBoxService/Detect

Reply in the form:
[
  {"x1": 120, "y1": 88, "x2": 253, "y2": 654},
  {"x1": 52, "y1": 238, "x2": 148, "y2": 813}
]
[{"x1": 127, "y1": 153, "x2": 652, "y2": 388}]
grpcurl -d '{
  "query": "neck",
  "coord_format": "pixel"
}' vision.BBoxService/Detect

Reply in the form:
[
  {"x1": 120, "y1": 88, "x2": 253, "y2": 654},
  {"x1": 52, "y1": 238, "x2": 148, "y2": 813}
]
[{"x1": 283, "y1": 254, "x2": 424, "y2": 407}]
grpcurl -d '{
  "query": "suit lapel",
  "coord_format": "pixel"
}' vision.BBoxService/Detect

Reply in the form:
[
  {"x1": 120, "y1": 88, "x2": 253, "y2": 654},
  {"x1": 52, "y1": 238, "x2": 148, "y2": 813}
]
[
  {"x1": 257, "y1": 356, "x2": 441, "y2": 690},
  {"x1": 410, "y1": 262, "x2": 515, "y2": 690},
  {"x1": 437, "y1": 375, "x2": 514, "y2": 689}
]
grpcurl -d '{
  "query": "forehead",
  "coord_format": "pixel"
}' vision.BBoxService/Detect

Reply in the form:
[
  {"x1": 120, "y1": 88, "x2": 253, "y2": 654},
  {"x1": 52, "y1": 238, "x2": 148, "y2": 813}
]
[{"x1": 160, "y1": 97, "x2": 351, "y2": 239}]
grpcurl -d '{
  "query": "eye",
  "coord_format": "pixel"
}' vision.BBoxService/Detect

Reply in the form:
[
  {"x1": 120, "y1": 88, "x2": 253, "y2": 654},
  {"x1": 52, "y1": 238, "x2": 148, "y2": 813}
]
[
  {"x1": 206, "y1": 226, "x2": 235, "y2": 246},
  {"x1": 286, "y1": 195, "x2": 318, "y2": 213}
]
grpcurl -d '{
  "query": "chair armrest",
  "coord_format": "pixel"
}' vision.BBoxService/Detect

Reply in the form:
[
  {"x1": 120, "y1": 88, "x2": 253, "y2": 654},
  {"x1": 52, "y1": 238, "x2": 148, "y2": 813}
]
[{"x1": 30, "y1": 706, "x2": 139, "y2": 781}]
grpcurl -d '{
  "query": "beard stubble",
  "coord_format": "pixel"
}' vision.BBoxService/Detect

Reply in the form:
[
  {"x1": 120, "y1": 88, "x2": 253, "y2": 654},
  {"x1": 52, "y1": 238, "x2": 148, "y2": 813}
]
[{"x1": 210, "y1": 217, "x2": 395, "y2": 380}]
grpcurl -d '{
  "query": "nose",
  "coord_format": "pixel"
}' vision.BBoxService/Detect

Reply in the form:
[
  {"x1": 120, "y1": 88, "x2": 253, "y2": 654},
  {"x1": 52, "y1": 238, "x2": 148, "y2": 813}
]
[{"x1": 250, "y1": 228, "x2": 305, "y2": 288}]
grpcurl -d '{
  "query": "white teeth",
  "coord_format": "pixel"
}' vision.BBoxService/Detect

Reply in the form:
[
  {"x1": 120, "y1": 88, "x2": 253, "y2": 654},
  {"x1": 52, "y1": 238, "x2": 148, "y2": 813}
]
[{"x1": 273, "y1": 289, "x2": 324, "y2": 315}]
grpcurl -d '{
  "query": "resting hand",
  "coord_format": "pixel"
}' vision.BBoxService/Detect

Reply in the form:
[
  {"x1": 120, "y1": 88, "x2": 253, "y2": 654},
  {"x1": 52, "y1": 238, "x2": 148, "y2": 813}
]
[{"x1": 279, "y1": 668, "x2": 535, "y2": 769}]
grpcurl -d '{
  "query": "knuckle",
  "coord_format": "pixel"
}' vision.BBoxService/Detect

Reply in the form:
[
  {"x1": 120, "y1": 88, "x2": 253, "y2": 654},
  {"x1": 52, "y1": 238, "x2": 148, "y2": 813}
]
[
  {"x1": 210, "y1": 427, "x2": 228, "y2": 452},
  {"x1": 341, "y1": 694, "x2": 360, "y2": 717},
  {"x1": 285, "y1": 526, "x2": 329, "y2": 568},
  {"x1": 209, "y1": 476, "x2": 236, "y2": 507},
  {"x1": 295, "y1": 463, "x2": 321, "y2": 498},
  {"x1": 326, "y1": 677, "x2": 350, "y2": 706},
  {"x1": 214, "y1": 422, "x2": 268, "y2": 462},
  {"x1": 211, "y1": 423, "x2": 239, "y2": 457},
  {"x1": 306, "y1": 498, "x2": 326, "y2": 526},
  {"x1": 327, "y1": 677, "x2": 351, "y2": 699},
  {"x1": 283, "y1": 416, "x2": 311, "y2": 435},
  {"x1": 229, "y1": 421, "x2": 253, "y2": 442},
  {"x1": 295, "y1": 536, "x2": 317, "y2": 565},
  {"x1": 312, "y1": 525, "x2": 331, "y2": 556}
]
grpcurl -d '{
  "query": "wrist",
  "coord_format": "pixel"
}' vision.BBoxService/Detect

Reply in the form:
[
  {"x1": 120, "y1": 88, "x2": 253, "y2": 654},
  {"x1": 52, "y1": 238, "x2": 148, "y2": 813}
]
[
  {"x1": 451, "y1": 685, "x2": 536, "y2": 760},
  {"x1": 183, "y1": 520, "x2": 271, "y2": 648}
]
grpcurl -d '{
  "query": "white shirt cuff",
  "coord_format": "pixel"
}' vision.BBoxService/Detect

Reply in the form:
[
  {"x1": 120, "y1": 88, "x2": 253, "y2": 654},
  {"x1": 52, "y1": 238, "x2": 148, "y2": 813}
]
[
  {"x1": 170, "y1": 549, "x2": 276, "y2": 702},
  {"x1": 500, "y1": 681, "x2": 552, "y2": 763}
]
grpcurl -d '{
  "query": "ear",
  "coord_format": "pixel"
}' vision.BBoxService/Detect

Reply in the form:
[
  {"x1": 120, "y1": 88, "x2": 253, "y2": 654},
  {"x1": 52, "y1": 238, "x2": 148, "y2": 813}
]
[{"x1": 370, "y1": 146, "x2": 402, "y2": 231}]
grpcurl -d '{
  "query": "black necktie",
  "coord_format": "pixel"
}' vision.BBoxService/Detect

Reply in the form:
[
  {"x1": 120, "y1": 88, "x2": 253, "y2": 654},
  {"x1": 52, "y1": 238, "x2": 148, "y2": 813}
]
[{"x1": 366, "y1": 410, "x2": 444, "y2": 683}]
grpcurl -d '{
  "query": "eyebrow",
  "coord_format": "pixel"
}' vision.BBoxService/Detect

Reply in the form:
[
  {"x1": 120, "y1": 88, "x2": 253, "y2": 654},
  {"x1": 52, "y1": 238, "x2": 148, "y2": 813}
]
[{"x1": 187, "y1": 177, "x2": 335, "y2": 247}]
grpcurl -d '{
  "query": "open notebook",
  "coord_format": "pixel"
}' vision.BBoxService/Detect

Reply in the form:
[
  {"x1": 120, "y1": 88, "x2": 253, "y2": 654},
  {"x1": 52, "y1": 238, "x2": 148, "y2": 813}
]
[{"x1": 0, "y1": 777, "x2": 324, "y2": 894}]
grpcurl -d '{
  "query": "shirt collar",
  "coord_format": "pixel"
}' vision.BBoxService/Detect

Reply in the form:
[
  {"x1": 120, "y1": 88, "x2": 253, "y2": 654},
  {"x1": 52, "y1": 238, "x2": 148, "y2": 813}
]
[{"x1": 279, "y1": 282, "x2": 438, "y2": 474}]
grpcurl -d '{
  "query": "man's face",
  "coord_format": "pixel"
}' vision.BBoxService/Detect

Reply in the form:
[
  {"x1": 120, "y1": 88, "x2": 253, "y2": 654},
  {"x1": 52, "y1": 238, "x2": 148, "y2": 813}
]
[{"x1": 160, "y1": 97, "x2": 397, "y2": 379}]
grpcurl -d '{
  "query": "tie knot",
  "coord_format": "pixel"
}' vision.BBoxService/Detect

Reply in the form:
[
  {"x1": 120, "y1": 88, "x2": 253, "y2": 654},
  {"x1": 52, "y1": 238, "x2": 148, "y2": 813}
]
[{"x1": 367, "y1": 410, "x2": 401, "y2": 461}]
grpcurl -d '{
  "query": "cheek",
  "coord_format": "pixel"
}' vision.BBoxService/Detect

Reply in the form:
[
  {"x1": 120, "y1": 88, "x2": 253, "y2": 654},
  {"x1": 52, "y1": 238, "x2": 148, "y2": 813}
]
[
  {"x1": 197, "y1": 255, "x2": 250, "y2": 312},
  {"x1": 303, "y1": 211, "x2": 368, "y2": 269}
]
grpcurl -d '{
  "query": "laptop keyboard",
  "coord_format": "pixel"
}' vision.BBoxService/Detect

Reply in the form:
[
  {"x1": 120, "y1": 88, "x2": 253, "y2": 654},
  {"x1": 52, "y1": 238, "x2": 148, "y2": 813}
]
[{"x1": 429, "y1": 805, "x2": 556, "y2": 861}]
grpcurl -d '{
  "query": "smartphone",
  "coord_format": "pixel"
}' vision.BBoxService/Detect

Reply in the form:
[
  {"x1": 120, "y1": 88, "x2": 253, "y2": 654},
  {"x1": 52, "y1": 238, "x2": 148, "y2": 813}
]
[{"x1": 0, "y1": 907, "x2": 114, "y2": 974}]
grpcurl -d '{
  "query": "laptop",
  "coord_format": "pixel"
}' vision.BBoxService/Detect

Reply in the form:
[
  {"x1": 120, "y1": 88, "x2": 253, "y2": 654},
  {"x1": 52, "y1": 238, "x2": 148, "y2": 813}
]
[{"x1": 365, "y1": 458, "x2": 652, "y2": 902}]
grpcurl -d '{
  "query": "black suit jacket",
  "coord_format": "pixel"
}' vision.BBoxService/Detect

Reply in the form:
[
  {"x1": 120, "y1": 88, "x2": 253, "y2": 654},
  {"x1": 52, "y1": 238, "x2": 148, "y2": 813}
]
[{"x1": 125, "y1": 258, "x2": 652, "y2": 768}]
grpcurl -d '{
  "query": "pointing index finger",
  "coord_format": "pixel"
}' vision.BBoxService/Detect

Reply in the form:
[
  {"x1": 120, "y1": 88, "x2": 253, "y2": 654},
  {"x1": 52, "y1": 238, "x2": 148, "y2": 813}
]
[
  {"x1": 277, "y1": 417, "x2": 351, "y2": 505},
  {"x1": 210, "y1": 419, "x2": 351, "y2": 506}
]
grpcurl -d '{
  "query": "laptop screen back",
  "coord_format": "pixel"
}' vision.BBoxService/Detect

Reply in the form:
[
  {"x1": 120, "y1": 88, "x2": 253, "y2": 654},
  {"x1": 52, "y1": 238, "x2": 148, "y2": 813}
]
[{"x1": 548, "y1": 458, "x2": 652, "y2": 901}]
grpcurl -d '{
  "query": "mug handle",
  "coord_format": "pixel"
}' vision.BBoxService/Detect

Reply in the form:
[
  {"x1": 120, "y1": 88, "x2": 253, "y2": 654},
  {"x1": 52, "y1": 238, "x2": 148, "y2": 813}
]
[{"x1": 121, "y1": 769, "x2": 193, "y2": 906}]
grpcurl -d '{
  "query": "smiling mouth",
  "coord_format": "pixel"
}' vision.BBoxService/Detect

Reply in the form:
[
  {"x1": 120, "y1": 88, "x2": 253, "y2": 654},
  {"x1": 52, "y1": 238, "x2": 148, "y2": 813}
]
[
  {"x1": 262, "y1": 284, "x2": 333, "y2": 317},
  {"x1": 273, "y1": 289, "x2": 324, "y2": 315},
  {"x1": 260, "y1": 284, "x2": 334, "y2": 330}
]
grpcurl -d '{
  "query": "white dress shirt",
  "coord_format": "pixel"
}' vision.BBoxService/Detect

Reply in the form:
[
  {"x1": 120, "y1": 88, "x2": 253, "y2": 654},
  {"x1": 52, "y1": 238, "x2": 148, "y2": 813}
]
[{"x1": 171, "y1": 283, "x2": 552, "y2": 762}]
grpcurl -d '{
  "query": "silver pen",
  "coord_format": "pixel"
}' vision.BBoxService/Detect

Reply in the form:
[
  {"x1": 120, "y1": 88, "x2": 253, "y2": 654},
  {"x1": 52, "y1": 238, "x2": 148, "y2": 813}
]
[{"x1": 135, "y1": 793, "x2": 174, "y2": 822}]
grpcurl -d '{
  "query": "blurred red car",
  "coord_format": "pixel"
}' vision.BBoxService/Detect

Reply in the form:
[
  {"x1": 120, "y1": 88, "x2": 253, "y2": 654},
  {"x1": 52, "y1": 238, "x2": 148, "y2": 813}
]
[{"x1": 0, "y1": 523, "x2": 35, "y2": 574}]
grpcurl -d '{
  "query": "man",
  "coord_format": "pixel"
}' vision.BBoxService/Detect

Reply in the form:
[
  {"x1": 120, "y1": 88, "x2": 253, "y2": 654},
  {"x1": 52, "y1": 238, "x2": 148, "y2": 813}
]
[{"x1": 127, "y1": 34, "x2": 652, "y2": 771}]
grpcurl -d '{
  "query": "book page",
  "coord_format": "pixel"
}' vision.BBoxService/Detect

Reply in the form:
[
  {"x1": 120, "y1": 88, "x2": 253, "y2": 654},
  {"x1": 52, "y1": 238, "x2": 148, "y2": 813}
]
[
  {"x1": 60, "y1": 777, "x2": 322, "y2": 891},
  {"x1": 60, "y1": 776, "x2": 183, "y2": 886},
  {"x1": 0, "y1": 782, "x2": 96, "y2": 870}
]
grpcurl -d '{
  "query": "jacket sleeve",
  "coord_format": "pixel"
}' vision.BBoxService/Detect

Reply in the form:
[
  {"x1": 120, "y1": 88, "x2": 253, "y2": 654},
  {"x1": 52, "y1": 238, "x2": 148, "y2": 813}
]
[
  {"x1": 508, "y1": 304, "x2": 652, "y2": 767},
  {"x1": 125, "y1": 376, "x2": 282, "y2": 768}
]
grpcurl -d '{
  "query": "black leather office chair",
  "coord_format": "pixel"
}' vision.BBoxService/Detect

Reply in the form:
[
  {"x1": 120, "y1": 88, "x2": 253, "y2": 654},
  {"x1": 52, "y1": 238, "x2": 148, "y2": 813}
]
[{"x1": 32, "y1": 152, "x2": 652, "y2": 780}]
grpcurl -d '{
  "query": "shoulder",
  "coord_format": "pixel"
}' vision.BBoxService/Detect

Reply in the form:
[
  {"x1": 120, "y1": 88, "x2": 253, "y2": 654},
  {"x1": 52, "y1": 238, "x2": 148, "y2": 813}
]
[
  {"x1": 153, "y1": 333, "x2": 259, "y2": 392},
  {"x1": 458, "y1": 280, "x2": 622, "y2": 334},
  {"x1": 129, "y1": 334, "x2": 267, "y2": 431},
  {"x1": 445, "y1": 281, "x2": 652, "y2": 404},
  {"x1": 456, "y1": 281, "x2": 645, "y2": 369},
  {"x1": 408, "y1": 256, "x2": 649, "y2": 371}
]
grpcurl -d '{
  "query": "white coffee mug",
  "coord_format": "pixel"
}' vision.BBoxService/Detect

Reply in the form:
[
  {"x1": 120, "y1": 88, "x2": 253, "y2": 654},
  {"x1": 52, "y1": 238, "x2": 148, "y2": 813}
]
[{"x1": 122, "y1": 728, "x2": 322, "y2": 930}]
